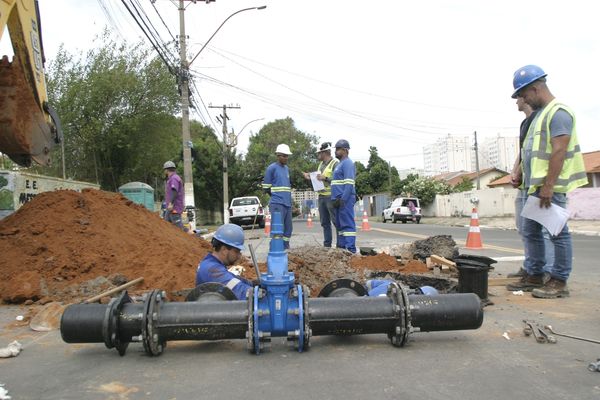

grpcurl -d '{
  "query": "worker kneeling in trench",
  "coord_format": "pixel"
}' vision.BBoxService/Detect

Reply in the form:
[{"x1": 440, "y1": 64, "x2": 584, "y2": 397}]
[{"x1": 196, "y1": 224, "x2": 254, "y2": 300}]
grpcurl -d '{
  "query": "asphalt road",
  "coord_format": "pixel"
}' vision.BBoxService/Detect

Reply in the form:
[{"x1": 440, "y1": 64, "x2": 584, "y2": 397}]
[{"x1": 1, "y1": 220, "x2": 600, "y2": 400}]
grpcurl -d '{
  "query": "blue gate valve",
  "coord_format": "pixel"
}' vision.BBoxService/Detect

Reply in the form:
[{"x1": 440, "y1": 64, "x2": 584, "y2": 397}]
[{"x1": 249, "y1": 211, "x2": 309, "y2": 354}]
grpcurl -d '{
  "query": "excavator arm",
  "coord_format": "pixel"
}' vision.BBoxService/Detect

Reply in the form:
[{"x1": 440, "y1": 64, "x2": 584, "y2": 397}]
[{"x1": 0, "y1": 0, "x2": 61, "y2": 166}]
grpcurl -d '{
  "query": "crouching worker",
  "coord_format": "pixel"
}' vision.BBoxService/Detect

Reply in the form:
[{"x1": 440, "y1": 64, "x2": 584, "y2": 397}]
[{"x1": 196, "y1": 224, "x2": 253, "y2": 300}]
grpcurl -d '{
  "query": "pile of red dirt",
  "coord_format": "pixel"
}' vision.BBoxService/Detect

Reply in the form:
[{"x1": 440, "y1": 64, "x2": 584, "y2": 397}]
[{"x1": 0, "y1": 189, "x2": 211, "y2": 303}]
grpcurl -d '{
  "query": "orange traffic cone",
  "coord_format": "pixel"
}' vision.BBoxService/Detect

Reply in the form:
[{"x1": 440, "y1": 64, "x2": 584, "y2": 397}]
[
  {"x1": 465, "y1": 207, "x2": 483, "y2": 249},
  {"x1": 307, "y1": 214, "x2": 314, "y2": 228},
  {"x1": 264, "y1": 213, "x2": 271, "y2": 235},
  {"x1": 361, "y1": 210, "x2": 371, "y2": 231}
]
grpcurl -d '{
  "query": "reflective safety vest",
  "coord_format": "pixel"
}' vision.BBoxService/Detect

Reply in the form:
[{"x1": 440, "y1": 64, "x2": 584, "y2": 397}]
[
  {"x1": 317, "y1": 158, "x2": 339, "y2": 197},
  {"x1": 525, "y1": 99, "x2": 588, "y2": 194}
]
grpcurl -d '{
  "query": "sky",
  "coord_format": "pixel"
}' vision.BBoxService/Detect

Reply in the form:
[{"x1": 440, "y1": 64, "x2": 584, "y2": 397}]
[{"x1": 3, "y1": 0, "x2": 599, "y2": 171}]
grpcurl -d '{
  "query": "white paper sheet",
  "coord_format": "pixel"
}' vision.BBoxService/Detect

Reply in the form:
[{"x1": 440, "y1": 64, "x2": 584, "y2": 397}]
[
  {"x1": 520, "y1": 195, "x2": 570, "y2": 236},
  {"x1": 309, "y1": 171, "x2": 325, "y2": 191}
]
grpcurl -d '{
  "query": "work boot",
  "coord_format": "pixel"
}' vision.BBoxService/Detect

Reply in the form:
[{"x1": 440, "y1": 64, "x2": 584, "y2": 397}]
[
  {"x1": 506, "y1": 275, "x2": 544, "y2": 292},
  {"x1": 532, "y1": 278, "x2": 570, "y2": 299},
  {"x1": 507, "y1": 268, "x2": 527, "y2": 278}
]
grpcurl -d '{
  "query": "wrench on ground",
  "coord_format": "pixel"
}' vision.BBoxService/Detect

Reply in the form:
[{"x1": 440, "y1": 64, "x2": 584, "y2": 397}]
[{"x1": 544, "y1": 325, "x2": 600, "y2": 345}]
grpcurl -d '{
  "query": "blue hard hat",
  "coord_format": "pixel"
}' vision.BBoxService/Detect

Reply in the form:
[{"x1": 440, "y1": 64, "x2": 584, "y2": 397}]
[
  {"x1": 511, "y1": 65, "x2": 547, "y2": 98},
  {"x1": 213, "y1": 224, "x2": 245, "y2": 250},
  {"x1": 335, "y1": 139, "x2": 350, "y2": 149}
]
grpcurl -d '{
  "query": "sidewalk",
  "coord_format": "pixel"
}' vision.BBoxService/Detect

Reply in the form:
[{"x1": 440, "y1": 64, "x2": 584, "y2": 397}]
[{"x1": 423, "y1": 216, "x2": 600, "y2": 236}]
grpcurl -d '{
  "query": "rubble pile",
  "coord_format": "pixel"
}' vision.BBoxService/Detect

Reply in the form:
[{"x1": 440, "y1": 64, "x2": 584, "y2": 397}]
[{"x1": 0, "y1": 189, "x2": 211, "y2": 303}]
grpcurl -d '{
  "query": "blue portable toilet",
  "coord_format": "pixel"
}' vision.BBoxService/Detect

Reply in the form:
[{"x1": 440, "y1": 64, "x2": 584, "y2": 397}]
[{"x1": 118, "y1": 182, "x2": 154, "y2": 211}]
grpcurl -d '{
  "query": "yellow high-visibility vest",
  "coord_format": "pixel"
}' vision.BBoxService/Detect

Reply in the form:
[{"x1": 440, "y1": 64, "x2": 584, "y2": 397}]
[
  {"x1": 525, "y1": 99, "x2": 588, "y2": 194},
  {"x1": 317, "y1": 158, "x2": 338, "y2": 197}
]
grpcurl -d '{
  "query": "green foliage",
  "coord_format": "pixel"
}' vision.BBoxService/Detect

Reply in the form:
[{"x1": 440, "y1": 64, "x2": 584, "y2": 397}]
[
  {"x1": 402, "y1": 177, "x2": 453, "y2": 206},
  {"x1": 391, "y1": 173, "x2": 419, "y2": 196},
  {"x1": 244, "y1": 118, "x2": 318, "y2": 192},
  {"x1": 35, "y1": 32, "x2": 181, "y2": 192},
  {"x1": 355, "y1": 146, "x2": 400, "y2": 196},
  {"x1": 453, "y1": 176, "x2": 474, "y2": 192}
]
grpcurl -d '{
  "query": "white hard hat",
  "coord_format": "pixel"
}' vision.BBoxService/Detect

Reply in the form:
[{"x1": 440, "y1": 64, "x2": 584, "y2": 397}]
[
  {"x1": 163, "y1": 160, "x2": 176, "y2": 169},
  {"x1": 275, "y1": 144, "x2": 292, "y2": 155},
  {"x1": 316, "y1": 142, "x2": 332, "y2": 153}
]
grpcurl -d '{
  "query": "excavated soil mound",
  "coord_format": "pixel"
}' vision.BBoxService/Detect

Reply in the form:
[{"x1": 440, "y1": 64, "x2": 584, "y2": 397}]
[{"x1": 0, "y1": 189, "x2": 211, "y2": 303}]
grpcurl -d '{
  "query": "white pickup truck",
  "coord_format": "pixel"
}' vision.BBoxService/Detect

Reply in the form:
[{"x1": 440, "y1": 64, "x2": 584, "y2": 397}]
[
  {"x1": 229, "y1": 196, "x2": 265, "y2": 228},
  {"x1": 382, "y1": 197, "x2": 421, "y2": 224}
]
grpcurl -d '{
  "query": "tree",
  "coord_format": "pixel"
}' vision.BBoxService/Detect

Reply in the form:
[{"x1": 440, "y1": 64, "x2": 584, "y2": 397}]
[
  {"x1": 403, "y1": 177, "x2": 453, "y2": 206},
  {"x1": 391, "y1": 173, "x2": 419, "y2": 196},
  {"x1": 453, "y1": 176, "x2": 474, "y2": 192},
  {"x1": 36, "y1": 32, "x2": 181, "y2": 192},
  {"x1": 244, "y1": 118, "x2": 318, "y2": 192}
]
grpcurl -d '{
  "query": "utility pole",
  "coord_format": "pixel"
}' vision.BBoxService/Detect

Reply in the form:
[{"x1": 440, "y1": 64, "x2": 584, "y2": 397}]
[
  {"x1": 178, "y1": 0, "x2": 197, "y2": 228},
  {"x1": 473, "y1": 131, "x2": 480, "y2": 190},
  {"x1": 209, "y1": 104, "x2": 241, "y2": 223}
]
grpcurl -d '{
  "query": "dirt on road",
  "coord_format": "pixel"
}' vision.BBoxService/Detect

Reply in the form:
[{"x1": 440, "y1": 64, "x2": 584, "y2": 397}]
[{"x1": 0, "y1": 189, "x2": 451, "y2": 304}]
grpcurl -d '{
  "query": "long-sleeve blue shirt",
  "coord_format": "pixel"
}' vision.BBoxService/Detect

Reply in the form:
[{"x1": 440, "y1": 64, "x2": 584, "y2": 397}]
[
  {"x1": 196, "y1": 253, "x2": 253, "y2": 300},
  {"x1": 262, "y1": 162, "x2": 292, "y2": 207},
  {"x1": 331, "y1": 157, "x2": 356, "y2": 204}
]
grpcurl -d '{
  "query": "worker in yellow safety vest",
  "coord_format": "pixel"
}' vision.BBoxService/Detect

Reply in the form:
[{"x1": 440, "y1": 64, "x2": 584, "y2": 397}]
[
  {"x1": 507, "y1": 64, "x2": 588, "y2": 299},
  {"x1": 303, "y1": 142, "x2": 340, "y2": 247}
]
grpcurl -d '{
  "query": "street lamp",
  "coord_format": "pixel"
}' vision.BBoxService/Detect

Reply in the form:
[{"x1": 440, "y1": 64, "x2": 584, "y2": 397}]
[
  {"x1": 190, "y1": 6, "x2": 267, "y2": 66},
  {"x1": 222, "y1": 117, "x2": 264, "y2": 224},
  {"x1": 178, "y1": 4, "x2": 266, "y2": 228}
]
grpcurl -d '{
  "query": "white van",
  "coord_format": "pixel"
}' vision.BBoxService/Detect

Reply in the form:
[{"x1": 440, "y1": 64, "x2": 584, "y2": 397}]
[
  {"x1": 229, "y1": 196, "x2": 265, "y2": 228},
  {"x1": 382, "y1": 197, "x2": 421, "y2": 224}
]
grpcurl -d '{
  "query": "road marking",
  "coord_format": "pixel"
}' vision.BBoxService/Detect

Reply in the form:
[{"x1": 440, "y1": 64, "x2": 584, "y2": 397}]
[
  {"x1": 370, "y1": 227, "x2": 524, "y2": 254},
  {"x1": 492, "y1": 256, "x2": 526, "y2": 261}
]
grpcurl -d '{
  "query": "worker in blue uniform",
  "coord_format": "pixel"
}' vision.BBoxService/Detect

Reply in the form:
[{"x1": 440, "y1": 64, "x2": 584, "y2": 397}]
[
  {"x1": 262, "y1": 144, "x2": 293, "y2": 249},
  {"x1": 196, "y1": 224, "x2": 253, "y2": 300},
  {"x1": 331, "y1": 139, "x2": 357, "y2": 253}
]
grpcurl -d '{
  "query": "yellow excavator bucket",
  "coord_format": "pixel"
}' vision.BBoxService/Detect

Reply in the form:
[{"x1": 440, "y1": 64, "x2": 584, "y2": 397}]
[{"x1": 0, "y1": 0, "x2": 60, "y2": 166}]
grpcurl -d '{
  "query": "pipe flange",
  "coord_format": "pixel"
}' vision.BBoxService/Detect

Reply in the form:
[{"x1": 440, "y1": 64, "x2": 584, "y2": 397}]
[
  {"x1": 185, "y1": 283, "x2": 237, "y2": 302},
  {"x1": 247, "y1": 286, "x2": 260, "y2": 354},
  {"x1": 387, "y1": 282, "x2": 411, "y2": 347},
  {"x1": 318, "y1": 278, "x2": 367, "y2": 297},
  {"x1": 301, "y1": 284, "x2": 311, "y2": 350},
  {"x1": 142, "y1": 289, "x2": 166, "y2": 356},
  {"x1": 102, "y1": 291, "x2": 132, "y2": 356}
]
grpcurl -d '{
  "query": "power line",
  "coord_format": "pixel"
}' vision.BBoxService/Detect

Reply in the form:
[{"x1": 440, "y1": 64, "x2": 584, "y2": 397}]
[
  {"x1": 150, "y1": 0, "x2": 176, "y2": 42},
  {"x1": 203, "y1": 44, "x2": 508, "y2": 115},
  {"x1": 120, "y1": 0, "x2": 176, "y2": 74}
]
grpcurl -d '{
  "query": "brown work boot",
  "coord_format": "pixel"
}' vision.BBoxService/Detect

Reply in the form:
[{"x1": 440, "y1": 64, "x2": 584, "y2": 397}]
[
  {"x1": 506, "y1": 275, "x2": 544, "y2": 292},
  {"x1": 532, "y1": 278, "x2": 570, "y2": 299},
  {"x1": 507, "y1": 268, "x2": 527, "y2": 278}
]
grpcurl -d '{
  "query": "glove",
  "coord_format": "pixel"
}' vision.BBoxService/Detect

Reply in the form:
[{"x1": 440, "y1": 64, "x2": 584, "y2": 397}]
[{"x1": 263, "y1": 188, "x2": 271, "y2": 195}]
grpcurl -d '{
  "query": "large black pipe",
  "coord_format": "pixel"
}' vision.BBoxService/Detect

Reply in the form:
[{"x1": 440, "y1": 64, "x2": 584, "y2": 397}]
[
  {"x1": 307, "y1": 293, "x2": 482, "y2": 336},
  {"x1": 408, "y1": 293, "x2": 483, "y2": 332},
  {"x1": 308, "y1": 297, "x2": 396, "y2": 336},
  {"x1": 61, "y1": 289, "x2": 483, "y2": 355},
  {"x1": 61, "y1": 303, "x2": 107, "y2": 343},
  {"x1": 155, "y1": 302, "x2": 248, "y2": 341},
  {"x1": 61, "y1": 300, "x2": 248, "y2": 344}
]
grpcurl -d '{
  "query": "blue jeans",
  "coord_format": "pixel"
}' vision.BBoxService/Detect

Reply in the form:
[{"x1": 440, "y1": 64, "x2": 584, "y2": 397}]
[
  {"x1": 515, "y1": 190, "x2": 554, "y2": 273},
  {"x1": 521, "y1": 192, "x2": 571, "y2": 281},
  {"x1": 270, "y1": 203, "x2": 293, "y2": 249},
  {"x1": 166, "y1": 212, "x2": 184, "y2": 230},
  {"x1": 318, "y1": 196, "x2": 337, "y2": 247}
]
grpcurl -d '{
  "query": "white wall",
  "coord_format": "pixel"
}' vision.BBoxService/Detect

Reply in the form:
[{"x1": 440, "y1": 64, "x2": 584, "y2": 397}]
[{"x1": 424, "y1": 187, "x2": 600, "y2": 220}]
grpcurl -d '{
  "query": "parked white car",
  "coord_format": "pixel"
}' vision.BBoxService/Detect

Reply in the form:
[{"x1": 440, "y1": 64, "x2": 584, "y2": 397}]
[
  {"x1": 382, "y1": 197, "x2": 421, "y2": 224},
  {"x1": 229, "y1": 196, "x2": 265, "y2": 228}
]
